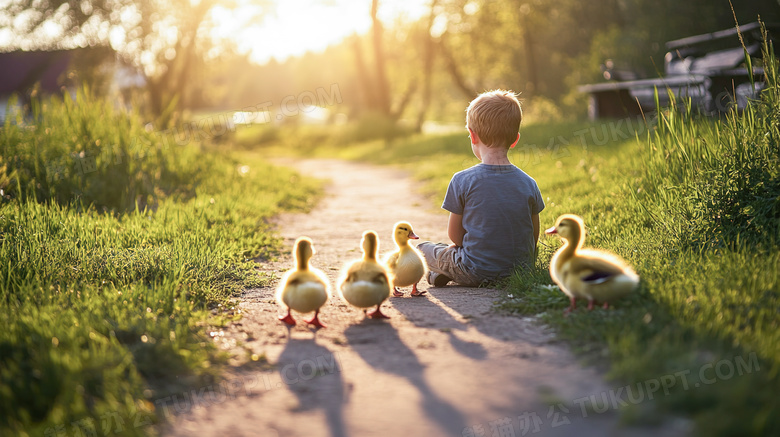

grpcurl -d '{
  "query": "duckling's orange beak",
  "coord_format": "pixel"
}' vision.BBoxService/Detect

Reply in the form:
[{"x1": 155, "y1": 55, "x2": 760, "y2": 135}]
[
  {"x1": 545, "y1": 226, "x2": 557, "y2": 235},
  {"x1": 408, "y1": 231, "x2": 419, "y2": 239}
]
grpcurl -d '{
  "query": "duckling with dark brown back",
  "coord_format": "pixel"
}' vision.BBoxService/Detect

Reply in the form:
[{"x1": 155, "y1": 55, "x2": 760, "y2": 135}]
[{"x1": 546, "y1": 214, "x2": 639, "y2": 314}]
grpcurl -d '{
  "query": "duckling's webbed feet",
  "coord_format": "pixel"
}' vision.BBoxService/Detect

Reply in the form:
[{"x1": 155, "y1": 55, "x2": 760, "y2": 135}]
[
  {"x1": 304, "y1": 309, "x2": 326, "y2": 329},
  {"x1": 410, "y1": 283, "x2": 427, "y2": 296},
  {"x1": 392, "y1": 287, "x2": 404, "y2": 297},
  {"x1": 279, "y1": 310, "x2": 296, "y2": 326},
  {"x1": 367, "y1": 304, "x2": 390, "y2": 319},
  {"x1": 563, "y1": 297, "x2": 577, "y2": 316}
]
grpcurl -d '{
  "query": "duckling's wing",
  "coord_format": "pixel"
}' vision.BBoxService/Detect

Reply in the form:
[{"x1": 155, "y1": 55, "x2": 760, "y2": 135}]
[
  {"x1": 276, "y1": 270, "x2": 301, "y2": 304},
  {"x1": 344, "y1": 261, "x2": 362, "y2": 279},
  {"x1": 354, "y1": 262, "x2": 390, "y2": 284},
  {"x1": 385, "y1": 252, "x2": 400, "y2": 272},
  {"x1": 364, "y1": 271, "x2": 390, "y2": 288},
  {"x1": 569, "y1": 255, "x2": 626, "y2": 282},
  {"x1": 577, "y1": 249, "x2": 632, "y2": 270},
  {"x1": 580, "y1": 271, "x2": 615, "y2": 284},
  {"x1": 338, "y1": 260, "x2": 362, "y2": 290}
]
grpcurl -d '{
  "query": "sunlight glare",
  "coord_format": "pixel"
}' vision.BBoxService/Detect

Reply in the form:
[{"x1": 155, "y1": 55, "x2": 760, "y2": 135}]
[{"x1": 212, "y1": 0, "x2": 427, "y2": 64}]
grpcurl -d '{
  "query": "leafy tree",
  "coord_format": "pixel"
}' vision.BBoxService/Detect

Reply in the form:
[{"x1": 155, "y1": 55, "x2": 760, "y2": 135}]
[
  {"x1": 348, "y1": 0, "x2": 417, "y2": 121},
  {"x1": 1, "y1": 0, "x2": 268, "y2": 123}
]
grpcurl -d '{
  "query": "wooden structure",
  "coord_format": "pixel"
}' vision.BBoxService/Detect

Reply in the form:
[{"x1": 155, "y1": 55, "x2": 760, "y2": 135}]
[
  {"x1": 579, "y1": 22, "x2": 778, "y2": 120},
  {"x1": 0, "y1": 48, "x2": 145, "y2": 123}
]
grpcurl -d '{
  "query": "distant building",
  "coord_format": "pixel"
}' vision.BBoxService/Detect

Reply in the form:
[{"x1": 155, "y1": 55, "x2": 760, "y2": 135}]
[{"x1": 0, "y1": 48, "x2": 145, "y2": 123}]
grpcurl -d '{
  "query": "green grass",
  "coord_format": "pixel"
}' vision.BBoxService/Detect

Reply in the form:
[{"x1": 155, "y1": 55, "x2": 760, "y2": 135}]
[
  {"x1": 1, "y1": 91, "x2": 321, "y2": 435},
  {"x1": 241, "y1": 53, "x2": 780, "y2": 436},
  {"x1": 4, "y1": 47, "x2": 776, "y2": 437},
  {"x1": 257, "y1": 118, "x2": 616, "y2": 202}
]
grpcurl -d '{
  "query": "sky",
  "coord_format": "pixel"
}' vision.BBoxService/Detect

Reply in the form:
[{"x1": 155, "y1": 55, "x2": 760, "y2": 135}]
[
  {"x1": 0, "y1": 0, "x2": 430, "y2": 66},
  {"x1": 212, "y1": 0, "x2": 430, "y2": 64}
]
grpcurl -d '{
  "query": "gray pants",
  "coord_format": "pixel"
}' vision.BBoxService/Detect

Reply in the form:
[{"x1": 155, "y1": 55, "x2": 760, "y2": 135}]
[{"x1": 416, "y1": 241, "x2": 485, "y2": 287}]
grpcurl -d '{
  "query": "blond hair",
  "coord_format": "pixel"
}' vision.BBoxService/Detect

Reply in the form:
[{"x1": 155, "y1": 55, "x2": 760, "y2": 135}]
[{"x1": 465, "y1": 90, "x2": 522, "y2": 148}]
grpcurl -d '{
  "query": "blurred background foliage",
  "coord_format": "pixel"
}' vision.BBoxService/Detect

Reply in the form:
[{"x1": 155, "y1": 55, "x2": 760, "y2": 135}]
[{"x1": 2, "y1": 0, "x2": 778, "y2": 127}]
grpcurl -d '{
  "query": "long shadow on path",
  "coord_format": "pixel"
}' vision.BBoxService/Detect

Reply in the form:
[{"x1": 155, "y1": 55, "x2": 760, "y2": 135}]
[
  {"x1": 390, "y1": 295, "x2": 489, "y2": 360},
  {"x1": 427, "y1": 286, "x2": 554, "y2": 347},
  {"x1": 277, "y1": 337, "x2": 348, "y2": 437},
  {"x1": 344, "y1": 320, "x2": 467, "y2": 435}
]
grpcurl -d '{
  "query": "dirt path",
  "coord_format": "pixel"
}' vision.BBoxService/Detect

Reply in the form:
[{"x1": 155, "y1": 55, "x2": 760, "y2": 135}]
[{"x1": 166, "y1": 159, "x2": 684, "y2": 437}]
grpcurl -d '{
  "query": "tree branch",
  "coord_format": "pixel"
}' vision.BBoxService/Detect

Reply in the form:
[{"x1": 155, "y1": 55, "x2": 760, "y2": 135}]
[{"x1": 438, "y1": 32, "x2": 477, "y2": 98}]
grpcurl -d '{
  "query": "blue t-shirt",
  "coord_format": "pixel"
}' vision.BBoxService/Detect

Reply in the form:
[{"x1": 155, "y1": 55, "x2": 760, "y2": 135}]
[{"x1": 442, "y1": 163, "x2": 545, "y2": 279}]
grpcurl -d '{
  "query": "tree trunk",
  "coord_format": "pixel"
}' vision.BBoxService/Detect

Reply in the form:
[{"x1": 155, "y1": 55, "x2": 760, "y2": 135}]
[
  {"x1": 522, "y1": 18, "x2": 538, "y2": 96},
  {"x1": 145, "y1": 3, "x2": 211, "y2": 123},
  {"x1": 391, "y1": 81, "x2": 418, "y2": 121},
  {"x1": 350, "y1": 36, "x2": 376, "y2": 112},
  {"x1": 370, "y1": 0, "x2": 391, "y2": 116},
  {"x1": 174, "y1": 4, "x2": 211, "y2": 112},
  {"x1": 415, "y1": 0, "x2": 439, "y2": 132}
]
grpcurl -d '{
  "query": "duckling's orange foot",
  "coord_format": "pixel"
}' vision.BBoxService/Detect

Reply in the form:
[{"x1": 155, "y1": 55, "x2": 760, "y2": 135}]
[
  {"x1": 367, "y1": 306, "x2": 390, "y2": 319},
  {"x1": 392, "y1": 287, "x2": 404, "y2": 297},
  {"x1": 602, "y1": 302, "x2": 610, "y2": 309},
  {"x1": 304, "y1": 311, "x2": 326, "y2": 329},
  {"x1": 563, "y1": 297, "x2": 576, "y2": 316},
  {"x1": 279, "y1": 313, "x2": 296, "y2": 326},
  {"x1": 410, "y1": 284, "x2": 427, "y2": 296},
  {"x1": 587, "y1": 299, "x2": 595, "y2": 311}
]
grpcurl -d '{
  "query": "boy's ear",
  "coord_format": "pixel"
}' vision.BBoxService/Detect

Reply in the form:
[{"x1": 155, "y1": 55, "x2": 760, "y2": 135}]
[
  {"x1": 468, "y1": 128, "x2": 480, "y2": 145},
  {"x1": 509, "y1": 132, "x2": 520, "y2": 149}
]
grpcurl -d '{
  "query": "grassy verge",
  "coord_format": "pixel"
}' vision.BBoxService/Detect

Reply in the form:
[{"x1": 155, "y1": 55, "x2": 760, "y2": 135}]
[
  {"x1": 1, "y1": 91, "x2": 321, "y2": 436},
  {"x1": 242, "y1": 58, "x2": 779, "y2": 436}
]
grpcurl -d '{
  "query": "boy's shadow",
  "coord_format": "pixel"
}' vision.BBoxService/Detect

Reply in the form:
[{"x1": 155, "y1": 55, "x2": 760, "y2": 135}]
[
  {"x1": 277, "y1": 336, "x2": 348, "y2": 437},
  {"x1": 344, "y1": 320, "x2": 467, "y2": 435},
  {"x1": 390, "y1": 296, "x2": 488, "y2": 360},
  {"x1": 425, "y1": 285, "x2": 547, "y2": 346}
]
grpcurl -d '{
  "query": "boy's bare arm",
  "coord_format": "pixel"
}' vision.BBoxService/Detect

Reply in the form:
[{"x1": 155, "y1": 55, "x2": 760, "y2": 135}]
[
  {"x1": 532, "y1": 213, "x2": 540, "y2": 244},
  {"x1": 448, "y1": 213, "x2": 465, "y2": 247}
]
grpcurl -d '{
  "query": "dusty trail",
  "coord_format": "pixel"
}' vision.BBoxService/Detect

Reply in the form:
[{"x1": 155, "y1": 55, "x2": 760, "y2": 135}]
[{"x1": 166, "y1": 159, "x2": 683, "y2": 437}]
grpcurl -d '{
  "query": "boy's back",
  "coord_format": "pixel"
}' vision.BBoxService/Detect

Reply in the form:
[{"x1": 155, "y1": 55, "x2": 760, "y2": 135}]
[
  {"x1": 417, "y1": 89, "x2": 544, "y2": 287},
  {"x1": 443, "y1": 163, "x2": 544, "y2": 280}
]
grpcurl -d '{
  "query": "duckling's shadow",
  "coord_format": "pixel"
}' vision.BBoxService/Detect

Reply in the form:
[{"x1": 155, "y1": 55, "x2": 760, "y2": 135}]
[
  {"x1": 426, "y1": 286, "x2": 518, "y2": 341},
  {"x1": 390, "y1": 295, "x2": 465, "y2": 330},
  {"x1": 446, "y1": 330, "x2": 488, "y2": 360},
  {"x1": 391, "y1": 296, "x2": 488, "y2": 360},
  {"x1": 277, "y1": 337, "x2": 348, "y2": 437},
  {"x1": 343, "y1": 321, "x2": 466, "y2": 435}
]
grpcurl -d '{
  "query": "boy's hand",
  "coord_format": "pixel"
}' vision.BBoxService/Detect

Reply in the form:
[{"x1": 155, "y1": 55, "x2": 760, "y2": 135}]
[
  {"x1": 447, "y1": 213, "x2": 465, "y2": 247},
  {"x1": 532, "y1": 213, "x2": 540, "y2": 244}
]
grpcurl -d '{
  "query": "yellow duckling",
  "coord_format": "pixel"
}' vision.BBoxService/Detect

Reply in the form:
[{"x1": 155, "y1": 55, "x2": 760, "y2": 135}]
[
  {"x1": 276, "y1": 236, "x2": 330, "y2": 328},
  {"x1": 546, "y1": 214, "x2": 639, "y2": 314},
  {"x1": 338, "y1": 231, "x2": 392, "y2": 318},
  {"x1": 384, "y1": 221, "x2": 427, "y2": 297}
]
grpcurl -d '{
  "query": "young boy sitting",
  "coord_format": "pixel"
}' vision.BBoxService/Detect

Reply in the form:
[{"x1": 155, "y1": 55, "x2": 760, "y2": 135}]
[{"x1": 417, "y1": 90, "x2": 544, "y2": 287}]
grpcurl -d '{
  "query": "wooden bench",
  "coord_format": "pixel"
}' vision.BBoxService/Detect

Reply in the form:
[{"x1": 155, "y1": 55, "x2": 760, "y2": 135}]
[{"x1": 579, "y1": 22, "x2": 777, "y2": 120}]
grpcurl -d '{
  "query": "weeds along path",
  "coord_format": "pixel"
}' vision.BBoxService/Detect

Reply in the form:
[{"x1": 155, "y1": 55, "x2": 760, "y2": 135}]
[{"x1": 166, "y1": 159, "x2": 679, "y2": 437}]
